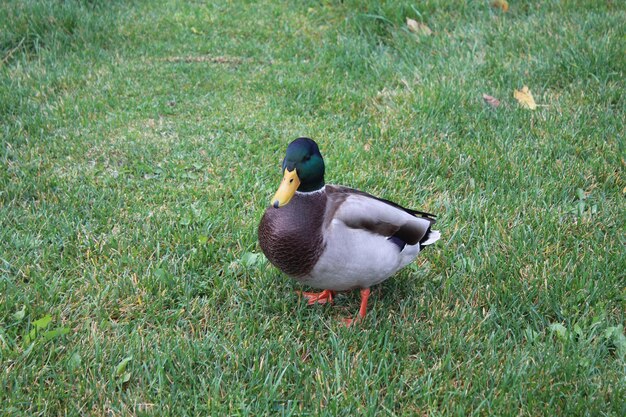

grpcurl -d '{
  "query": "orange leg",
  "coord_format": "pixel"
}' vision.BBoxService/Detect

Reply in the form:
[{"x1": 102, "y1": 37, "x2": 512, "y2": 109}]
[
  {"x1": 298, "y1": 289, "x2": 336, "y2": 305},
  {"x1": 343, "y1": 288, "x2": 371, "y2": 326}
]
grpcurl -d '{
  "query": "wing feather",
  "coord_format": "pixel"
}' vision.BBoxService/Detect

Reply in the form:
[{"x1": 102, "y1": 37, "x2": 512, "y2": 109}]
[{"x1": 325, "y1": 185, "x2": 435, "y2": 245}]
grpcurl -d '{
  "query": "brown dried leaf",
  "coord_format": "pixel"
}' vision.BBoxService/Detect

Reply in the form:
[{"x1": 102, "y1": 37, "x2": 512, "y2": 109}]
[
  {"x1": 491, "y1": 0, "x2": 509, "y2": 12},
  {"x1": 514, "y1": 86, "x2": 537, "y2": 110},
  {"x1": 406, "y1": 18, "x2": 432, "y2": 36},
  {"x1": 482, "y1": 93, "x2": 501, "y2": 108}
]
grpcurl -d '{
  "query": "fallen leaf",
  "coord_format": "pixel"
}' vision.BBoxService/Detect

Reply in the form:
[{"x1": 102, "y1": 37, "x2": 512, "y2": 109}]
[
  {"x1": 482, "y1": 93, "x2": 501, "y2": 108},
  {"x1": 406, "y1": 18, "x2": 419, "y2": 31},
  {"x1": 514, "y1": 86, "x2": 537, "y2": 110},
  {"x1": 406, "y1": 18, "x2": 432, "y2": 36},
  {"x1": 491, "y1": 0, "x2": 509, "y2": 12}
]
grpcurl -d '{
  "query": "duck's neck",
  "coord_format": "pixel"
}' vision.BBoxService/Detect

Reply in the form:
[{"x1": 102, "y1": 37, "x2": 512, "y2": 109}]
[
  {"x1": 296, "y1": 185, "x2": 326, "y2": 196},
  {"x1": 298, "y1": 179, "x2": 325, "y2": 193}
]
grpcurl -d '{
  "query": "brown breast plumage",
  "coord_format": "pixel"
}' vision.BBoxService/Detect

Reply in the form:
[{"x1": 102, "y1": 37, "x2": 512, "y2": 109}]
[{"x1": 258, "y1": 191, "x2": 327, "y2": 277}]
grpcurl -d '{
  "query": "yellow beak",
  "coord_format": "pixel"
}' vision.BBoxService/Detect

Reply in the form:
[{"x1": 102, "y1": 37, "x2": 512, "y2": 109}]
[{"x1": 271, "y1": 168, "x2": 300, "y2": 208}]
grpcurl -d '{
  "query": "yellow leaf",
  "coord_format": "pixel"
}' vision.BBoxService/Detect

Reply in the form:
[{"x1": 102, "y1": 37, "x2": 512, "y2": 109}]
[
  {"x1": 406, "y1": 18, "x2": 432, "y2": 36},
  {"x1": 491, "y1": 0, "x2": 509, "y2": 12},
  {"x1": 514, "y1": 86, "x2": 537, "y2": 110}
]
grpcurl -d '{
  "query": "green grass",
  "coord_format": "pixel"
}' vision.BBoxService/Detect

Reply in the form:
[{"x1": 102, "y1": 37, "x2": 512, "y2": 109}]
[{"x1": 1, "y1": 0, "x2": 625, "y2": 415}]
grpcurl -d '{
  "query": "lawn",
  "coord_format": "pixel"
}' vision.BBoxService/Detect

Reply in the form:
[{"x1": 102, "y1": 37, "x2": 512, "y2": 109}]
[{"x1": 1, "y1": 0, "x2": 625, "y2": 415}]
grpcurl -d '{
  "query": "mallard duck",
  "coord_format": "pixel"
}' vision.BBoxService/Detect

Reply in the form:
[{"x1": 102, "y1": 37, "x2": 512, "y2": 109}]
[{"x1": 258, "y1": 138, "x2": 440, "y2": 325}]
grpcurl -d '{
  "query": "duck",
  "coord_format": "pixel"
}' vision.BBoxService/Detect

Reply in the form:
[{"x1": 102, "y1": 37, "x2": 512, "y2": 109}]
[{"x1": 258, "y1": 138, "x2": 440, "y2": 325}]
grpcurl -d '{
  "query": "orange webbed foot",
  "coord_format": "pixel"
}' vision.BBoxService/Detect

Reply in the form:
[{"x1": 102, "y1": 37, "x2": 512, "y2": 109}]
[
  {"x1": 342, "y1": 317, "x2": 360, "y2": 327},
  {"x1": 342, "y1": 288, "x2": 371, "y2": 327},
  {"x1": 297, "y1": 289, "x2": 336, "y2": 305}
]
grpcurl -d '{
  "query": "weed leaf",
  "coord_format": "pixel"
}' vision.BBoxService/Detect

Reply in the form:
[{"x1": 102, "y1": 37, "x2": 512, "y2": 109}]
[
  {"x1": 32, "y1": 315, "x2": 52, "y2": 330},
  {"x1": 115, "y1": 356, "x2": 133, "y2": 377},
  {"x1": 549, "y1": 323, "x2": 568, "y2": 341},
  {"x1": 241, "y1": 252, "x2": 264, "y2": 267},
  {"x1": 604, "y1": 325, "x2": 626, "y2": 360},
  {"x1": 13, "y1": 306, "x2": 26, "y2": 322},
  {"x1": 114, "y1": 356, "x2": 133, "y2": 386},
  {"x1": 69, "y1": 352, "x2": 82, "y2": 370},
  {"x1": 23, "y1": 315, "x2": 52, "y2": 346},
  {"x1": 41, "y1": 327, "x2": 70, "y2": 342}
]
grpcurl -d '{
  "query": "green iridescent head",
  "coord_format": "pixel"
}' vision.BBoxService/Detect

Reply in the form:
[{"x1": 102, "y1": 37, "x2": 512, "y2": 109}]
[{"x1": 271, "y1": 138, "x2": 325, "y2": 208}]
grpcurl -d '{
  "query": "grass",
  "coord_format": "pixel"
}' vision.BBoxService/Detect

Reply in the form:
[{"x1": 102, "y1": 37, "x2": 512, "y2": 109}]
[{"x1": 1, "y1": 0, "x2": 625, "y2": 415}]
